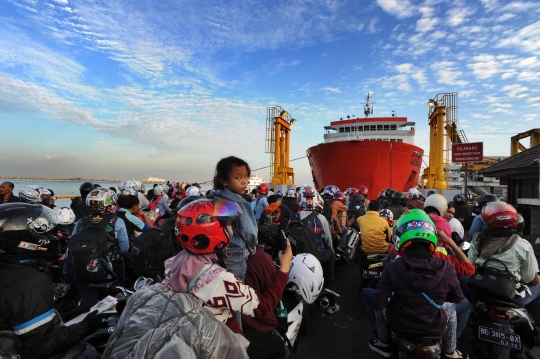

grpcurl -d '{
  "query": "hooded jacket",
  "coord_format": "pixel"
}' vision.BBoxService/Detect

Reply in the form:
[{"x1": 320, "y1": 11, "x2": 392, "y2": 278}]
[
  {"x1": 101, "y1": 283, "x2": 249, "y2": 359},
  {"x1": 215, "y1": 188, "x2": 258, "y2": 254},
  {"x1": 373, "y1": 255, "x2": 463, "y2": 337}
]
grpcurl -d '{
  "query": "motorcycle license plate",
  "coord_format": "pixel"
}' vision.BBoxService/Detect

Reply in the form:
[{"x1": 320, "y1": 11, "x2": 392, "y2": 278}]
[
  {"x1": 478, "y1": 326, "x2": 521, "y2": 349},
  {"x1": 362, "y1": 269, "x2": 381, "y2": 279}
]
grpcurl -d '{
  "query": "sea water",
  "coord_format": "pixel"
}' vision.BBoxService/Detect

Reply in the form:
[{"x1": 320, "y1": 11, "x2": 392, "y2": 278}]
[{"x1": 2, "y1": 179, "x2": 212, "y2": 207}]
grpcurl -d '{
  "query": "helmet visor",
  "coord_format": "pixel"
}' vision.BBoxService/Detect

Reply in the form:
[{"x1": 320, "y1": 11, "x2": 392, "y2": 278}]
[{"x1": 194, "y1": 197, "x2": 242, "y2": 227}]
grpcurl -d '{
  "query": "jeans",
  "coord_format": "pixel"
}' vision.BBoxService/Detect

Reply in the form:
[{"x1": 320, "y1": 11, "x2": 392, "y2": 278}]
[
  {"x1": 461, "y1": 275, "x2": 540, "y2": 325},
  {"x1": 360, "y1": 287, "x2": 376, "y2": 327},
  {"x1": 455, "y1": 297, "x2": 470, "y2": 337},
  {"x1": 338, "y1": 226, "x2": 349, "y2": 248},
  {"x1": 441, "y1": 302, "x2": 456, "y2": 352},
  {"x1": 223, "y1": 248, "x2": 250, "y2": 282}
]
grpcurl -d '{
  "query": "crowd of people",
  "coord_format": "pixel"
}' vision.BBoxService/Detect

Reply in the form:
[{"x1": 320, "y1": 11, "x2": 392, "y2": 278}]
[{"x1": 0, "y1": 156, "x2": 536, "y2": 359}]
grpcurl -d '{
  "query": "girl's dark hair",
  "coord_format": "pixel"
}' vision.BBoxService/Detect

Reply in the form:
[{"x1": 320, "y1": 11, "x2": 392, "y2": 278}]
[
  {"x1": 118, "y1": 195, "x2": 140, "y2": 209},
  {"x1": 404, "y1": 242, "x2": 432, "y2": 259},
  {"x1": 213, "y1": 156, "x2": 251, "y2": 190}
]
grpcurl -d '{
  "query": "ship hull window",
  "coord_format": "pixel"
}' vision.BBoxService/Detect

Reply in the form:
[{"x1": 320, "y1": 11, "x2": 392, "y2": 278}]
[
  {"x1": 345, "y1": 127, "x2": 351, "y2": 132},
  {"x1": 370, "y1": 125, "x2": 376, "y2": 131},
  {"x1": 384, "y1": 125, "x2": 389, "y2": 130},
  {"x1": 390, "y1": 125, "x2": 397, "y2": 130},
  {"x1": 377, "y1": 125, "x2": 383, "y2": 131}
]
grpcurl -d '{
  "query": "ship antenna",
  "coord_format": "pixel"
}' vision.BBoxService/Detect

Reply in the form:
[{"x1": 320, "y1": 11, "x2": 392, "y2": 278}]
[{"x1": 363, "y1": 93, "x2": 375, "y2": 118}]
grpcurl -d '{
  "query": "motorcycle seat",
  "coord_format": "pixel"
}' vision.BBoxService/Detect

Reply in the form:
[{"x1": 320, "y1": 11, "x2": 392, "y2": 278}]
[{"x1": 482, "y1": 298, "x2": 520, "y2": 309}]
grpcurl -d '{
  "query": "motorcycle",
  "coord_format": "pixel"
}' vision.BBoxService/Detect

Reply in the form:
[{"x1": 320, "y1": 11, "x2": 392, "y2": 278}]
[
  {"x1": 359, "y1": 252, "x2": 386, "y2": 289},
  {"x1": 470, "y1": 298, "x2": 536, "y2": 359},
  {"x1": 390, "y1": 332, "x2": 442, "y2": 359}
]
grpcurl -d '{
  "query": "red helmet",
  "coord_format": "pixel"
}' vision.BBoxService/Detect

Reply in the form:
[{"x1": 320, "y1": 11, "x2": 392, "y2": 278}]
[
  {"x1": 258, "y1": 183, "x2": 269, "y2": 195},
  {"x1": 175, "y1": 198, "x2": 242, "y2": 254},
  {"x1": 336, "y1": 192, "x2": 346, "y2": 205},
  {"x1": 348, "y1": 188, "x2": 360, "y2": 196},
  {"x1": 358, "y1": 185, "x2": 368, "y2": 197},
  {"x1": 481, "y1": 202, "x2": 518, "y2": 230}
]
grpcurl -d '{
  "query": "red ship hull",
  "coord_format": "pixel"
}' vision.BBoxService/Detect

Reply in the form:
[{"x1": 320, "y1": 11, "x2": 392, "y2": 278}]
[{"x1": 306, "y1": 140, "x2": 424, "y2": 200}]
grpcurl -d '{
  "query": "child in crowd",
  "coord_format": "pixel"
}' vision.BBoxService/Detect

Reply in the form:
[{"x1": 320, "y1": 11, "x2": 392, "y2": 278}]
[{"x1": 213, "y1": 156, "x2": 258, "y2": 282}]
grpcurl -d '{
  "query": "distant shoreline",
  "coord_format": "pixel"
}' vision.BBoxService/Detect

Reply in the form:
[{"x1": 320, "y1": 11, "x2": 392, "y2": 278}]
[{"x1": 0, "y1": 176, "x2": 210, "y2": 184}]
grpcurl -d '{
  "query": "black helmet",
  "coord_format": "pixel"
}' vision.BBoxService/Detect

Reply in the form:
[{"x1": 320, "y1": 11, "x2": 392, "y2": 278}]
[
  {"x1": 427, "y1": 190, "x2": 436, "y2": 197},
  {"x1": 472, "y1": 194, "x2": 499, "y2": 215},
  {"x1": 0, "y1": 203, "x2": 60, "y2": 260},
  {"x1": 453, "y1": 193, "x2": 465, "y2": 205},
  {"x1": 79, "y1": 182, "x2": 94, "y2": 197},
  {"x1": 391, "y1": 191, "x2": 406, "y2": 205},
  {"x1": 93, "y1": 183, "x2": 101, "y2": 189},
  {"x1": 385, "y1": 188, "x2": 395, "y2": 197},
  {"x1": 516, "y1": 214, "x2": 525, "y2": 235}
]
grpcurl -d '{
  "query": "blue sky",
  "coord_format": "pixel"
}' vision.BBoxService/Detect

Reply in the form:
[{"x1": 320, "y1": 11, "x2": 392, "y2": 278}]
[{"x1": 1, "y1": 0, "x2": 539, "y2": 185}]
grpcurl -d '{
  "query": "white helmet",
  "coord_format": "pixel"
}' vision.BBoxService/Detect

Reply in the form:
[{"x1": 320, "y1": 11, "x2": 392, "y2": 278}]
[
  {"x1": 86, "y1": 187, "x2": 118, "y2": 214},
  {"x1": 186, "y1": 186, "x2": 200, "y2": 197},
  {"x1": 153, "y1": 185, "x2": 165, "y2": 196},
  {"x1": 162, "y1": 184, "x2": 169, "y2": 193},
  {"x1": 19, "y1": 185, "x2": 46, "y2": 204},
  {"x1": 286, "y1": 188, "x2": 296, "y2": 198},
  {"x1": 408, "y1": 187, "x2": 421, "y2": 200},
  {"x1": 424, "y1": 193, "x2": 448, "y2": 217},
  {"x1": 120, "y1": 180, "x2": 137, "y2": 192},
  {"x1": 449, "y1": 218, "x2": 464, "y2": 241},
  {"x1": 134, "y1": 181, "x2": 145, "y2": 193},
  {"x1": 288, "y1": 253, "x2": 324, "y2": 304},
  {"x1": 54, "y1": 207, "x2": 76, "y2": 225},
  {"x1": 121, "y1": 189, "x2": 138, "y2": 197}
]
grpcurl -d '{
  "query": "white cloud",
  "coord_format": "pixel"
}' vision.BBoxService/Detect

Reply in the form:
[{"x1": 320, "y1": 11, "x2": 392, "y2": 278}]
[
  {"x1": 431, "y1": 61, "x2": 468, "y2": 86},
  {"x1": 51, "y1": 0, "x2": 69, "y2": 4},
  {"x1": 497, "y1": 20, "x2": 540, "y2": 53},
  {"x1": 446, "y1": 7, "x2": 475, "y2": 27},
  {"x1": 320, "y1": 87, "x2": 342, "y2": 93},
  {"x1": 376, "y1": 0, "x2": 416, "y2": 18}
]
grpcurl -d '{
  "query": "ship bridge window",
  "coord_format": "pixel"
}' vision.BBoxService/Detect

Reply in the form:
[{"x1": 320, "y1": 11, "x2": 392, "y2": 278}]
[
  {"x1": 377, "y1": 125, "x2": 383, "y2": 130},
  {"x1": 397, "y1": 139, "x2": 403, "y2": 142},
  {"x1": 370, "y1": 125, "x2": 376, "y2": 131},
  {"x1": 390, "y1": 125, "x2": 397, "y2": 130},
  {"x1": 345, "y1": 127, "x2": 351, "y2": 132},
  {"x1": 358, "y1": 126, "x2": 363, "y2": 131},
  {"x1": 339, "y1": 127, "x2": 344, "y2": 133},
  {"x1": 384, "y1": 125, "x2": 389, "y2": 130}
]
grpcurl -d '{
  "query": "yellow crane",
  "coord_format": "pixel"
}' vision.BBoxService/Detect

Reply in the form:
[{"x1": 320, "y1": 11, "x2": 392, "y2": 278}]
[
  {"x1": 421, "y1": 93, "x2": 462, "y2": 192},
  {"x1": 265, "y1": 107, "x2": 296, "y2": 190}
]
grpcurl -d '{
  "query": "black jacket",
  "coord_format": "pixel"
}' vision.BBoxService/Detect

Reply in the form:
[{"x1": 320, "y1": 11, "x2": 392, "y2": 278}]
[
  {"x1": 281, "y1": 197, "x2": 299, "y2": 215},
  {"x1": 72, "y1": 197, "x2": 91, "y2": 221},
  {"x1": 2, "y1": 194, "x2": 21, "y2": 204},
  {"x1": 0, "y1": 261, "x2": 90, "y2": 359}
]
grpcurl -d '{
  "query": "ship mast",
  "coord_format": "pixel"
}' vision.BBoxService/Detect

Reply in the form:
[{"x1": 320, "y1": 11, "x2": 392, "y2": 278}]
[{"x1": 363, "y1": 93, "x2": 374, "y2": 118}]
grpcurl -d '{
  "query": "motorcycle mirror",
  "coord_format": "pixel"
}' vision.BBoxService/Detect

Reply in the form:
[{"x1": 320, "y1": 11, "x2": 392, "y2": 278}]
[
  {"x1": 459, "y1": 242, "x2": 471, "y2": 251},
  {"x1": 87, "y1": 258, "x2": 108, "y2": 272}
]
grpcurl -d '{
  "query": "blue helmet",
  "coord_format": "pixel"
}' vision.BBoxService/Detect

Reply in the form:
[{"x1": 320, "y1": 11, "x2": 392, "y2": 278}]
[{"x1": 323, "y1": 185, "x2": 339, "y2": 199}]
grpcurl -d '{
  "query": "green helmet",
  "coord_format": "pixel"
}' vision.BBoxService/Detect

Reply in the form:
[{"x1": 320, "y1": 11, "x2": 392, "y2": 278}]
[{"x1": 394, "y1": 209, "x2": 438, "y2": 253}]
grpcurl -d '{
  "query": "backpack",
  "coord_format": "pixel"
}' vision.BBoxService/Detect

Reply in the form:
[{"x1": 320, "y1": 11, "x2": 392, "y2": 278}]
[
  {"x1": 286, "y1": 211, "x2": 323, "y2": 263},
  {"x1": 131, "y1": 220, "x2": 180, "y2": 280},
  {"x1": 348, "y1": 194, "x2": 366, "y2": 220},
  {"x1": 64, "y1": 214, "x2": 117, "y2": 284}
]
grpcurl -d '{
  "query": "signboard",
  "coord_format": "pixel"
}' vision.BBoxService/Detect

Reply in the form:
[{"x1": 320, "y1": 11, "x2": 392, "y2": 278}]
[{"x1": 452, "y1": 142, "x2": 483, "y2": 163}]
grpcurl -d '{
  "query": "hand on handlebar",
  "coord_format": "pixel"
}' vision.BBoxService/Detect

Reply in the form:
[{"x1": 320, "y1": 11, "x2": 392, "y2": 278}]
[{"x1": 278, "y1": 238, "x2": 293, "y2": 274}]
